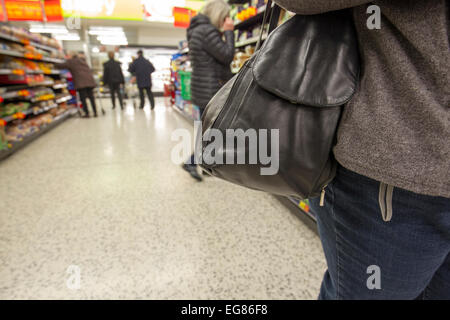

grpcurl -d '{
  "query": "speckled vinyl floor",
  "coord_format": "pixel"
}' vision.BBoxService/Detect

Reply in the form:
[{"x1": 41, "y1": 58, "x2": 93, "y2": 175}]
[{"x1": 0, "y1": 98, "x2": 326, "y2": 299}]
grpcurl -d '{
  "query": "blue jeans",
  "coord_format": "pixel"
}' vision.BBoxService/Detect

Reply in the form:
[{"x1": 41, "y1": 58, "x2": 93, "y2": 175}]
[
  {"x1": 185, "y1": 107, "x2": 204, "y2": 166},
  {"x1": 310, "y1": 165, "x2": 450, "y2": 300}
]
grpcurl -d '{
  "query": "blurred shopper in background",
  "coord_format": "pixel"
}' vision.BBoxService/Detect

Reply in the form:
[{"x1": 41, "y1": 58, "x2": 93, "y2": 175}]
[
  {"x1": 128, "y1": 50, "x2": 155, "y2": 110},
  {"x1": 103, "y1": 51, "x2": 125, "y2": 110},
  {"x1": 182, "y1": 0, "x2": 235, "y2": 181},
  {"x1": 274, "y1": 0, "x2": 450, "y2": 300},
  {"x1": 56, "y1": 52, "x2": 98, "y2": 118}
]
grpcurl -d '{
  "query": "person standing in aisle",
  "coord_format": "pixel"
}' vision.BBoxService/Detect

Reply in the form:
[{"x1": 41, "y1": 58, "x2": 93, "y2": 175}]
[
  {"x1": 56, "y1": 52, "x2": 98, "y2": 118},
  {"x1": 103, "y1": 51, "x2": 125, "y2": 110},
  {"x1": 274, "y1": 0, "x2": 449, "y2": 299},
  {"x1": 128, "y1": 50, "x2": 155, "y2": 110},
  {"x1": 182, "y1": 0, "x2": 235, "y2": 181}
]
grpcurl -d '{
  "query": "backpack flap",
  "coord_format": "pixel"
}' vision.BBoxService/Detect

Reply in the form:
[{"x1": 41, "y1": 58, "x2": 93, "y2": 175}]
[{"x1": 252, "y1": 10, "x2": 360, "y2": 107}]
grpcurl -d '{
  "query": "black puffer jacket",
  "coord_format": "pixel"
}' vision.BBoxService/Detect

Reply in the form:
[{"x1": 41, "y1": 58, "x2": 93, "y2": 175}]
[
  {"x1": 128, "y1": 56, "x2": 155, "y2": 89},
  {"x1": 103, "y1": 59, "x2": 124, "y2": 86},
  {"x1": 187, "y1": 14, "x2": 235, "y2": 109}
]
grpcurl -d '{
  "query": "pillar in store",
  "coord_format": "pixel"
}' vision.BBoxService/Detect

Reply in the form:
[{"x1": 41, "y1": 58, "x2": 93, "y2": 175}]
[{"x1": 82, "y1": 27, "x2": 93, "y2": 68}]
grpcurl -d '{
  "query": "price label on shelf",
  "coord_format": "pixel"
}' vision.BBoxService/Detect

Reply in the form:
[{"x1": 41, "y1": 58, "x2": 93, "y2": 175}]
[{"x1": 24, "y1": 52, "x2": 34, "y2": 59}]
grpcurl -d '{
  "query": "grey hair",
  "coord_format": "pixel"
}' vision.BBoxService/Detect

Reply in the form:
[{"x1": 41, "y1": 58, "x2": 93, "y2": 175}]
[{"x1": 200, "y1": 0, "x2": 230, "y2": 30}]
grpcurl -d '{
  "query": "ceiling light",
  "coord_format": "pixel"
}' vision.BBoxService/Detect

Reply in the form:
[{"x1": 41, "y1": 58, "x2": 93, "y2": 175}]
[
  {"x1": 97, "y1": 35, "x2": 128, "y2": 45},
  {"x1": 30, "y1": 25, "x2": 69, "y2": 34},
  {"x1": 88, "y1": 27, "x2": 124, "y2": 36},
  {"x1": 97, "y1": 36, "x2": 127, "y2": 41},
  {"x1": 99, "y1": 39, "x2": 128, "y2": 45},
  {"x1": 54, "y1": 33, "x2": 80, "y2": 41}
]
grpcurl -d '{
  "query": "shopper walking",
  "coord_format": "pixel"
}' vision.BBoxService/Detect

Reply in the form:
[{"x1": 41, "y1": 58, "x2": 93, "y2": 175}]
[
  {"x1": 56, "y1": 52, "x2": 98, "y2": 118},
  {"x1": 103, "y1": 51, "x2": 125, "y2": 110},
  {"x1": 182, "y1": 0, "x2": 235, "y2": 181},
  {"x1": 274, "y1": 0, "x2": 450, "y2": 299},
  {"x1": 128, "y1": 50, "x2": 155, "y2": 110}
]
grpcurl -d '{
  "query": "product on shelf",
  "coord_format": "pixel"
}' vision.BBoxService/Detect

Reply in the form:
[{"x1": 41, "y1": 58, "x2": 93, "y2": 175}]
[
  {"x1": 52, "y1": 79, "x2": 67, "y2": 88},
  {"x1": 231, "y1": 0, "x2": 267, "y2": 24},
  {"x1": 31, "y1": 87, "x2": 55, "y2": 102},
  {"x1": 0, "y1": 126, "x2": 7, "y2": 150},
  {"x1": 21, "y1": 75, "x2": 53, "y2": 86},
  {"x1": 3, "y1": 105, "x2": 73, "y2": 143},
  {"x1": 5, "y1": 122, "x2": 39, "y2": 142},
  {"x1": 0, "y1": 101, "x2": 30, "y2": 117},
  {"x1": 0, "y1": 25, "x2": 62, "y2": 51},
  {"x1": 0, "y1": 25, "x2": 73, "y2": 158},
  {"x1": 232, "y1": 52, "x2": 251, "y2": 72}
]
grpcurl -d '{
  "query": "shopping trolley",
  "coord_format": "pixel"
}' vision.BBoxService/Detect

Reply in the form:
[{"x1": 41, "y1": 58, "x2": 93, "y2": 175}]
[
  {"x1": 125, "y1": 79, "x2": 138, "y2": 109},
  {"x1": 75, "y1": 88, "x2": 106, "y2": 117},
  {"x1": 94, "y1": 87, "x2": 106, "y2": 115}
]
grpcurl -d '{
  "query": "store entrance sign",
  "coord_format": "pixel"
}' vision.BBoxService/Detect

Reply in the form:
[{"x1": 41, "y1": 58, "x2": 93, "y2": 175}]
[{"x1": 4, "y1": 0, "x2": 44, "y2": 21}]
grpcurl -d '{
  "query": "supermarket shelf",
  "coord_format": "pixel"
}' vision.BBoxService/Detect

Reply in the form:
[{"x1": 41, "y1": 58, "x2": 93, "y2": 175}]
[
  {"x1": 55, "y1": 94, "x2": 72, "y2": 104},
  {"x1": 275, "y1": 196, "x2": 318, "y2": 235},
  {"x1": 0, "y1": 88, "x2": 58, "y2": 101},
  {"x1": 31, "y1": 95, "x2": 56, "y2": 103},
  {"x1": 172, "y1": 103, "x2": 196, "y2": 123},
  {"x1": 0, "y1": 49, "x2": 64, "y2": 64},
  {"x1": 0, "y1": 68, "x2": 61, "y2": 76},
  {"x1": 1, "y1": 89, "x2": 63, "y2": 102},
  {"x1": 234, "y1": 5, "x2": 270, "y2": 30},
  {"x1": 0, "y1": 89, "x2": 30, "y2": 100},
  {"x1": 29, "y1": 103, "x2": 58, "y2": 116},
  {"x1": 0, "y1": 108, "x2": 77, "y2": 161},
  {"x1": 0, "y1": 101, "x2": 62, "y2": 123},
  {"x1": 25, "y1": 70, "x2": 44, "y2": 74},
  {"x1": 235, "y1": 34, "x2": 267, "y2": 48},
  {"x1": 0, "y1": 69, "x2": 23, "y2": 75},
  {"x1": 0, "y1": 32, "x2": 61, "y2": 53},
  {"x1": 53, "y1": 83, "x2": 68, "y2": 90},
  {"x1": 1, "y1": 113, "x2": 16, "y2": 123},
  {"x1": 28, "y1": 81, "x2": 55, "y2": 88},
  {"x1": 287, "y1": 197, "x2": 317, "y2": 222},
  {"x1": 0, "y1": 48, "x2": 23, "y2": 59}
]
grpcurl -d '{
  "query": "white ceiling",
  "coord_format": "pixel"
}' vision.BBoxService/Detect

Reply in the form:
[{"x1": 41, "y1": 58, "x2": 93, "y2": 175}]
[{"x1": 18, "y1": 18, "x2": 186, "y2": 47}]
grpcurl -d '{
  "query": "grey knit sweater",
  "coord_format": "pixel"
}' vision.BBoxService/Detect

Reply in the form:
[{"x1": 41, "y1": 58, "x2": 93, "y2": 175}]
[{"x1": 275, "y1": 0, "x2": 449, "y2": 198}]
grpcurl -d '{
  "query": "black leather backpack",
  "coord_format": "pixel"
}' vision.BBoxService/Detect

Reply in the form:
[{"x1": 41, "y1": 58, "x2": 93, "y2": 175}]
[{"x1": 198, "y1": 3, "x2": 360, "y2": 201}]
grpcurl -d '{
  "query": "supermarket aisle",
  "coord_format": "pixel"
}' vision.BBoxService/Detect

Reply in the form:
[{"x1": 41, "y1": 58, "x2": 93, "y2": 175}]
[{"x1": 0, "y1": 98, "x2": 326, "y2": 299}]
